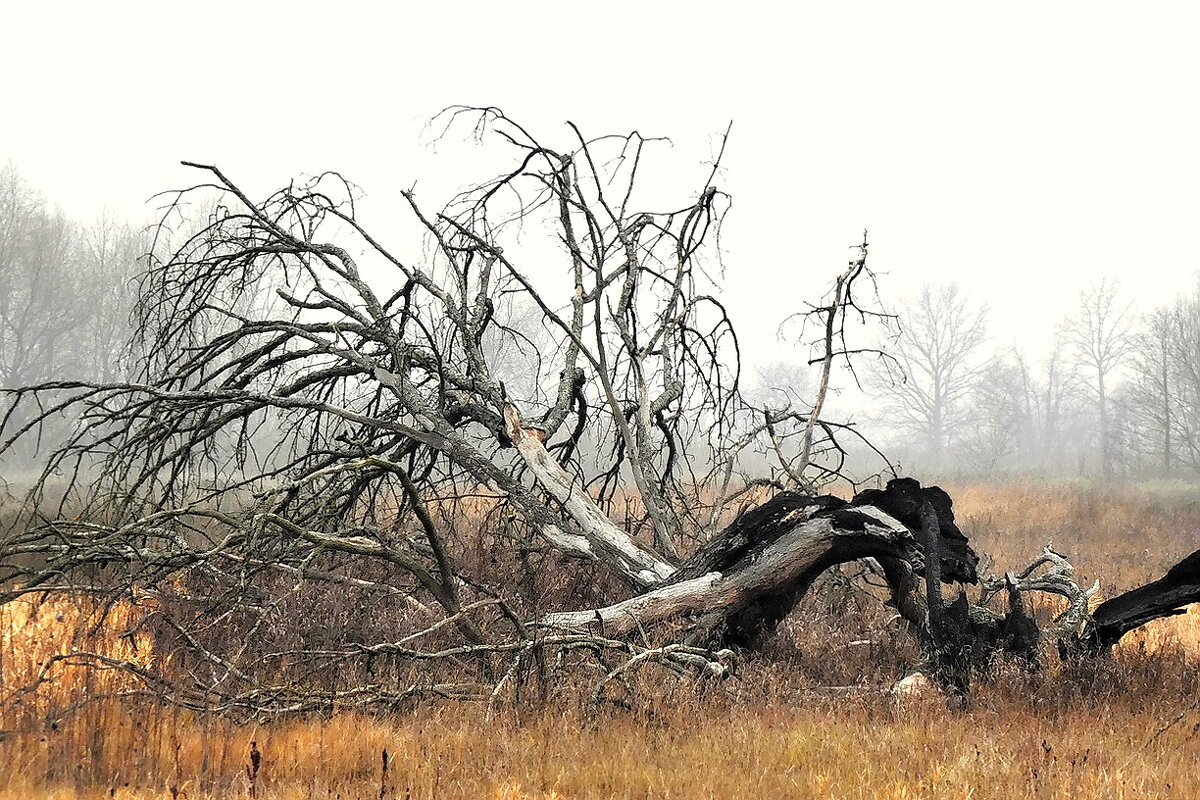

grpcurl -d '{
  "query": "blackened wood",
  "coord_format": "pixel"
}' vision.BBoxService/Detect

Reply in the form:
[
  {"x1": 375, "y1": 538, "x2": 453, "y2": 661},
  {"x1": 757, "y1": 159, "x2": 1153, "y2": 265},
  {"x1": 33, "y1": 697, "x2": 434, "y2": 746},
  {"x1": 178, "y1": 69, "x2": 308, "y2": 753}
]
[
  {"x1": 673, "y1": 492, "x2": 846, "y2": 582},
  {"x1": 1088, "y1": 547, "x2": 1200, "y2": 649},
  {"x1": 852, "y1": 478, "x2": 979, "y2": 584},
  {"x1": 669, "y1": 478, "x2": 983, "y2": 650}
]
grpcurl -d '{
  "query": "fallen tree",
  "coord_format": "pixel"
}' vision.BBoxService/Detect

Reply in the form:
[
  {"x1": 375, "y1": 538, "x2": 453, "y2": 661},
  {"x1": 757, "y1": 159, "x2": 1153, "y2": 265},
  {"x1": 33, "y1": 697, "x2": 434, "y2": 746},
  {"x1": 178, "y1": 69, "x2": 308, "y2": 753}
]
[
  {"x1": 2, "y1": 110, "x2": 1198, "y2": 713},
  {"x1": 537, "y1": 473, "x2": 1200, "y2": 694}
]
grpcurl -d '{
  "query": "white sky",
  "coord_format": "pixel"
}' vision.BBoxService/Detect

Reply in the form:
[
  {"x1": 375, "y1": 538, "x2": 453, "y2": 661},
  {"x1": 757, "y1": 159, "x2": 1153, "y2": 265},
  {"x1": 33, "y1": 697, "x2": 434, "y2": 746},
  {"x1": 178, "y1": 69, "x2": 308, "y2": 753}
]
[{"x1": 3, "y1": 1, "x2": 1199, "y2": 372}]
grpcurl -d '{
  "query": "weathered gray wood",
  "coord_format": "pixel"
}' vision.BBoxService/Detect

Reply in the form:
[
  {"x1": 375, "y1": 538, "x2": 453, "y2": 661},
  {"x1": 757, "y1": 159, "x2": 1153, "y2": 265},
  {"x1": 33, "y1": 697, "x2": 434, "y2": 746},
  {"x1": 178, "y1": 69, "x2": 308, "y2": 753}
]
[
  {"x1": 540, "y1": 509, "x2": 915, "y2": 644},
  {"x1": 503, "y1": 403, "x2": 674, "y2": 588}
]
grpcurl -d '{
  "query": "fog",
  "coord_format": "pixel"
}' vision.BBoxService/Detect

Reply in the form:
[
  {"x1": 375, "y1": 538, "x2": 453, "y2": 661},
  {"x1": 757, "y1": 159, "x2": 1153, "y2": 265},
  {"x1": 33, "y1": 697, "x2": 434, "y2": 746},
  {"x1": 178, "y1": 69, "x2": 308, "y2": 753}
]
[{"x1": 4, "y1": 1, "x2": 1200, "y2": 482}]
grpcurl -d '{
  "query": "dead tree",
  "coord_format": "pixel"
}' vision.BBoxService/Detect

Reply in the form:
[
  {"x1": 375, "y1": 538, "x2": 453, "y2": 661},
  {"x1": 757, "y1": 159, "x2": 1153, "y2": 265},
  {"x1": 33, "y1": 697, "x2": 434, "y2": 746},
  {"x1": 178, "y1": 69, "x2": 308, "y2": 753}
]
[
  {"x1": 1085, "y1": 550, "x2": 1200, "y2": 651},
  {"x1": 868, "y1": 283, "x2": 988, "y2": 469},
  {"x1": 2, "y1": 110, "x2": 1196, "y2": 713},
  {"x1": 1065, "y1": 279, "x2": 1133, "y2": 481}
]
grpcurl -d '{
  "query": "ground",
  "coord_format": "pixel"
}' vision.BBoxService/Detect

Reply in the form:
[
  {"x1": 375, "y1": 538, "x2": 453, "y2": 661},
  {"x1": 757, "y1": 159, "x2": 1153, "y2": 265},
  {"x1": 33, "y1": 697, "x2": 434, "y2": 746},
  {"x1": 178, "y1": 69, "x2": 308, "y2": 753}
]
[{"x1": 3, "y1": 481, "x2": 1199, "y2": 799}]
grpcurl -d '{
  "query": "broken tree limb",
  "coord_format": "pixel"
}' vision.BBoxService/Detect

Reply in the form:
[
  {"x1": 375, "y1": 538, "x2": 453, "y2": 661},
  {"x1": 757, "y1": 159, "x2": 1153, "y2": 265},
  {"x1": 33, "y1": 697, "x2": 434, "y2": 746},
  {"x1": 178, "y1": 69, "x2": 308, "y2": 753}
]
[
  {"x1": 538, "y1": 508, "x2": 916, "y2": 644},
  {"x1": 503, "y1": 403, "x2": 675, "y2": 588},
  {"x1": 1086, "y1": 547, "x2": 1200, "y2": 651}
]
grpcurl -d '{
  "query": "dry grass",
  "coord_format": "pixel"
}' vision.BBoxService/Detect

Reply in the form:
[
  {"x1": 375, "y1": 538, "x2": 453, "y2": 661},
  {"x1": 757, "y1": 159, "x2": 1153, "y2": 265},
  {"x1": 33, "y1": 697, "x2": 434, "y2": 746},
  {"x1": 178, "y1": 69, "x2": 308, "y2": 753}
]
[
  {"x1": 3, "y1": 674, "x2": 1200, "y2": 800},
  {"x1": 3, "y1": 480, "x2": 1200, "y2": 799},
  {"x1": 948, "y1": 480, "x2": 1200, "y2": 590},
  {"x1": 949, "y1": 480, "x2": 1200, "y2": 659}
]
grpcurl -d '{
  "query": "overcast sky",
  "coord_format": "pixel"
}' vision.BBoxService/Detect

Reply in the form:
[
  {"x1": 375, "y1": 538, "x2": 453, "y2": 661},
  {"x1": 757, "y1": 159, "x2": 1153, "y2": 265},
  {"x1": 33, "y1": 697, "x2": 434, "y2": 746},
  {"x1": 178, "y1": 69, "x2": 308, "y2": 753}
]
[{"x1": 4, "y1": 2, "x2": 1199, "y2": 370}]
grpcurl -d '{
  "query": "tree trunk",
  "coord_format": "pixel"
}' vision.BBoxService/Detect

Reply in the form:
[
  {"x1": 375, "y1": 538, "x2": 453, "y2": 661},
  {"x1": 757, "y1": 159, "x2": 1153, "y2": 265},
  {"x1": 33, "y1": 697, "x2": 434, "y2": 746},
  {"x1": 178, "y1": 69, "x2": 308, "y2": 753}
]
[
  {"x1": 1163, "y1": 341, "x2": 1172, "y2": 476},
  {"x1": 543, "y1": 479, "x2": 981, "y2": 656},
  {"x1": 1099, "y1": 372, "x2": 1111, "y2": 481}
]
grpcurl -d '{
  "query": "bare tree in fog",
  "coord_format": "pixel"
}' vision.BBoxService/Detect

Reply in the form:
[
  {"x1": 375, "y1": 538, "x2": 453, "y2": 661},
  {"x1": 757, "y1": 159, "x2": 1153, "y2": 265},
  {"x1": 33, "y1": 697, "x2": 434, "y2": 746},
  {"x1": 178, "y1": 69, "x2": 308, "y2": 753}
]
[
  {"x1": 1064, "y1": 278, "x2": 1133, "y2": 481},
  {"x1": 744, "y1": 360, "x2": 813, "y2": 410},
  {"x1": 3, "y1": 111, "x2": 913, "y2": 709},
  {"x1": 1125, "y1": 308, "x2": 1175, "y2": 476},
  {"x1": 0, "y1": 114, "x2": 986, "y2": 706},
  {"x1": 1123, "y1": 283, "x2": 1200, "y2": 476},
  {"x1": 77, "y1": 213, "x2": 141, "y2": 383},
  {"x1": 960, "y1": 335, "x2": 1091, "y2": 476},
  {"x1": 0, "y1": 164, "x2": 85, "y2": 387},
  {"x1": 962, "y1": 353, "x2": 1027, "y2": 471},
  {"x1": 871, "y1": 283, "x2": 987, "y2": 468},
  {"x1": 1027, "y1": 333, "x2": 1089, "y2": 473},
  {"x1": 0, "y1": 166, "x2": 142, "y2": 469}
]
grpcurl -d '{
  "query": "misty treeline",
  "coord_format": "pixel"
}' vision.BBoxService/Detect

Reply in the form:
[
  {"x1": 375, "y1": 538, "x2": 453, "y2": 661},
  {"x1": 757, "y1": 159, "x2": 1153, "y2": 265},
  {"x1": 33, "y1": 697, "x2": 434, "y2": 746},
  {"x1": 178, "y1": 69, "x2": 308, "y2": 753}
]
[
  {"x1": 752, "y1": 278, "x2": 1200, "y2": 482},
  {"x1": 0, "y1": 164, "x2": 140, "y2": 385},
  {"x1": 0, "y1": 163, "x2": 142, "y2": 468}
]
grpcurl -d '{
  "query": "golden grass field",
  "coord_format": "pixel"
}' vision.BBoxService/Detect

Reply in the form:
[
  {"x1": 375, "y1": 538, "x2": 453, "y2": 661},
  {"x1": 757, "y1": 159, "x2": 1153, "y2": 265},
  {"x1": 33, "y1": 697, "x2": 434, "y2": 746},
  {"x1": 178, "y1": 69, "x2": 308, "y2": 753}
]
[{"x1": 3, "y1": 481, "x2": 1199, "y2": 799}]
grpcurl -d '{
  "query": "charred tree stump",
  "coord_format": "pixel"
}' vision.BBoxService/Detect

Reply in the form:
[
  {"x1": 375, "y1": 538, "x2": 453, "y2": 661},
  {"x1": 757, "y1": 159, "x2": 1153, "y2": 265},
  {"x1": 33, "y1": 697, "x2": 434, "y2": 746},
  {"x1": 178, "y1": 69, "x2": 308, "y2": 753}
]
[
  {"x1": 665, "y1": 478, "x2": 1046, "y2": 693},
  {"x1": 669, "y1": 478, "x2": 982, "y2": 652},
  {"x1": 917, "y1": 497, "x2": 972, "y2": 694}
]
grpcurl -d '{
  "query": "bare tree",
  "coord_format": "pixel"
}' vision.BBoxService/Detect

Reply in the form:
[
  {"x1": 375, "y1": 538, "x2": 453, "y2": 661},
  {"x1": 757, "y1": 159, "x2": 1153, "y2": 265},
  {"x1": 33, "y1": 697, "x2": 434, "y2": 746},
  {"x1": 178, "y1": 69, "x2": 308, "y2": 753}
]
[
  {"x1": 0, "y1": 165, "x2": 141, "y2": 468},
  {"x1": 744, "y1": 360, "x2": 813, "y2": 411},
  {"x1": 1122, "y1": 283, "x2": 1200, "y2": 476},
  {"x1": 76, "y1": 213, "x2": 143, "y2": 383},
  {"x1": 0, "y1": 164, "x2": 87, "y2": 388},
  {"x1": 962, "y1": 354, "x2": 1027, "y2": 471},
  {"x1": 1123, "y1": 308, "x2": 1175, "y2": 475},
  {"x1": 1158, "y1": 291, "x2": 1200, "y2": 473},
  {"x1": 1, "y1": 112, "x2": 890, "y2": 704},
  {"x1": 870, "y1": 283, "x2": 988, "y2": 469},
  {"x1": 1028, "y1": 332, "x2": 1090, "y2": 474},
  {"x1": 960, "y1": 335, "x2": 1094, "y2": 476},
  {"x1": 1064, "y1": 278, "x2": 1133, "y2": 481}
]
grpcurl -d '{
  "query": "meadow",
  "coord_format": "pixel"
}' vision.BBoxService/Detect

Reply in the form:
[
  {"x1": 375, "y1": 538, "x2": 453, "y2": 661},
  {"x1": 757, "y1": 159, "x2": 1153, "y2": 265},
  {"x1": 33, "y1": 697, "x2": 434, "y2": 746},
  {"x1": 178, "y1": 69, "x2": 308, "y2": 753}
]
[{"x1": 2, "y1": 481, "x2": 1199, "y2": 799}]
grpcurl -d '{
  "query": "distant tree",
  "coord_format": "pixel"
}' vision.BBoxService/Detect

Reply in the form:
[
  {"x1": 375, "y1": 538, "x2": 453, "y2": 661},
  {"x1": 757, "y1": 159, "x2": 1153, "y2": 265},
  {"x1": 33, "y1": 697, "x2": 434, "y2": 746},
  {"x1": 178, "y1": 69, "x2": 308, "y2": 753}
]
[
  {"x1": 1123, "y1": 308, "x2": 1175, "y2": 476},
  {"x1": 1163, "y1": 290, "x2": 1200, "y2": 474},
  {"x1": 744, "y1": 360, "x2": 813, "y2": 410},
  {"x1": 1064, "y1": 279, "x2": 1133, "y2": 481},
  {"x1": 962, "y1": 353, "x2": 1028, "y2": 471},
  {"x1": 1121, "y1": 282, "x2": 1200, "y2": 477},
  {"x1": 973, "y1": 336, "x2": 1093, "y2": 476},
  {"x1": 76, "y1": 212, "x2": 142, "y2": 383},
  {"x1": 871, "y1": 283, "x2": 988, "y2": 469},
  {"x1": 0, "y1": 166, "x2": 145, "y2": 469},
  {"x1": 1027, "y1": 332, "x2": 1090, "y2": 474},
  {"x1": 0, "y1": 164, "x2": 86, "y2": 387}
]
